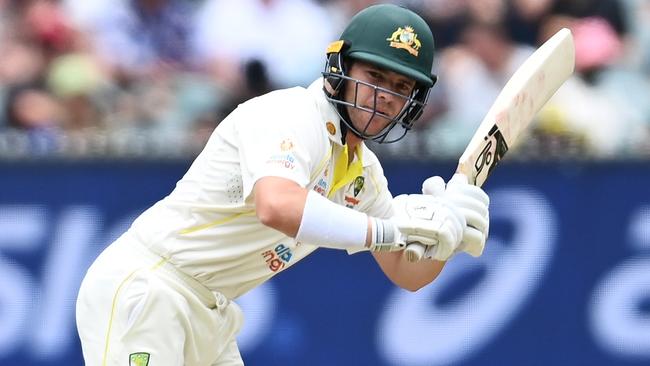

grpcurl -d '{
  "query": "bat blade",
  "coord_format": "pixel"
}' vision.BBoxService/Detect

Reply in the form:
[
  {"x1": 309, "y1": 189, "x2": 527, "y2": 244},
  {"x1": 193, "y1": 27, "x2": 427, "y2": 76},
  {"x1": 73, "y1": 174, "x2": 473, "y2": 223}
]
[
  {"x1": 405, "y1": 28, "x2": 575, "y2": 262},
  {"x1": 458, "y1": 28, "x2": 575, "y2": 187}
]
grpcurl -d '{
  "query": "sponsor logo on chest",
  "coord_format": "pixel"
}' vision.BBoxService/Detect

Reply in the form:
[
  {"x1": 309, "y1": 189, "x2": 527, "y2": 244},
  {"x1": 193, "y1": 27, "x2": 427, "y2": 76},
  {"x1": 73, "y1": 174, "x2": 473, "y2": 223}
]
[
  {"x1": 262, "y1": 244, "x2": 293, "y2": 272},
  {"x1": 313, "y1": 166, "x2": 330, "y2": 196}
]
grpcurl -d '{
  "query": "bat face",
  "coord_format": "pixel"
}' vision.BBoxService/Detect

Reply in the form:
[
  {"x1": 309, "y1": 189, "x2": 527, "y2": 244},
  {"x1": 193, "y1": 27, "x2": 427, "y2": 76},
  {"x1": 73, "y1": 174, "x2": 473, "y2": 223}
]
[{"x1": 457, "y1": 28, "x2": 575, "y2": 188}]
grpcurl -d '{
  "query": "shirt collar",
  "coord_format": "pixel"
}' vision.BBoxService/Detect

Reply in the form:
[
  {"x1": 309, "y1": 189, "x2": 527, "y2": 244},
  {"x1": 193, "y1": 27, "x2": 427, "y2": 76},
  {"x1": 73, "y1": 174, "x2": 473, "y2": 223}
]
[
  {"x1": 308, "y1": 78, "x2": 345, "y2": 147},
  {"x1": 308, "y1": 78, "x2": 374, "y2": 168}
]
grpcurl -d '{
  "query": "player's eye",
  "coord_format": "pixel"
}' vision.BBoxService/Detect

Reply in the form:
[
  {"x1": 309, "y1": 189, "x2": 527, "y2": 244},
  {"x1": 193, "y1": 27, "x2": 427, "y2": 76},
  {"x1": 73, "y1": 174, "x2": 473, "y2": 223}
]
[
  {"x1": 367, "y1": 70, "x2": 383, "y2": 81},
  {"x1": 395, "y1": 83, "x2": 411, "y2": 94}
]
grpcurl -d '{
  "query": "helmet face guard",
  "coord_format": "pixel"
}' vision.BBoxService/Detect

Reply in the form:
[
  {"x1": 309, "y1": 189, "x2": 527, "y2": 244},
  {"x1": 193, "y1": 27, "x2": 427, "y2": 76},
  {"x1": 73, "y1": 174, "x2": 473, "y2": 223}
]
[
  {"x1": 321, "y1": 4, "x2": 437, "y2": 144},
  {"x1": 323, "y1": 62, "x2": 431, "y2": 143}
]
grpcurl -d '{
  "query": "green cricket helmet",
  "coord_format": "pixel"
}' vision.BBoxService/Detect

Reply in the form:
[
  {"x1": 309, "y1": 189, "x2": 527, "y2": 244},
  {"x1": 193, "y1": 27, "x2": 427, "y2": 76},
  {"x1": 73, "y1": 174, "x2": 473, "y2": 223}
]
[{"x1": 323, "y1": 4, "x2": 437, "y2": 143}]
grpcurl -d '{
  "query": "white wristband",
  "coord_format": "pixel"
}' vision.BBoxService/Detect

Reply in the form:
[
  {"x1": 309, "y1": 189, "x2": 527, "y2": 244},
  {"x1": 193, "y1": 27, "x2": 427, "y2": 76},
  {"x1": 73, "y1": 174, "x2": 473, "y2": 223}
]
[
  {"x1": 368, "y1": 217, "x2": 401, "y2": 252},
  {"x1": 296, "y1": 190, "x2": 368, "y2": 250},
  {"x1": 369, "y1": 217, "x2": 396, "y2": 245}
]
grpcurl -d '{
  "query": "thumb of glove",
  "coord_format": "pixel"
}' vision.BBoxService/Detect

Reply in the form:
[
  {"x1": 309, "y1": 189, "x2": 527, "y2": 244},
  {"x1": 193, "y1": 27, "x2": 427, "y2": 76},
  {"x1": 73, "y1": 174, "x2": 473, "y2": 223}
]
[
  {"x1": 422, "y1": 176, "x2": 446, "y2": 197},
  {"x1": 448, "y1": 173, "x2": 470, "y2": 186}
]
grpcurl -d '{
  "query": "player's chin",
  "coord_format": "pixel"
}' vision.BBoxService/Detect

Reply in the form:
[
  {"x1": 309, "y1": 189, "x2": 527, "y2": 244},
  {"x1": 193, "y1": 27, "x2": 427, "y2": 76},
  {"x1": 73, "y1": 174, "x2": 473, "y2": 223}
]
[
  {"x1": 350, "y1": 109, "x2": 393, "y2": 134},
  {"x1": 360, "y1": 108, "x2": 394, "y2": 122},
  {"x1": 370, "y1": 111, "x2": 395, "y2": 125},
  {"x1": 363, "y1": 117, "x2": 393, "y2": 136}
]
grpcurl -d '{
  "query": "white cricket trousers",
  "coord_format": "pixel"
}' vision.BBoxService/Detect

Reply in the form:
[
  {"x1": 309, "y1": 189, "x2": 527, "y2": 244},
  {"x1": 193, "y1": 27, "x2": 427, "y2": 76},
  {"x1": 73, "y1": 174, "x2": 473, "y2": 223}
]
[{"x1": 76, "y1": 232, "x2": 245, "y2": 366}]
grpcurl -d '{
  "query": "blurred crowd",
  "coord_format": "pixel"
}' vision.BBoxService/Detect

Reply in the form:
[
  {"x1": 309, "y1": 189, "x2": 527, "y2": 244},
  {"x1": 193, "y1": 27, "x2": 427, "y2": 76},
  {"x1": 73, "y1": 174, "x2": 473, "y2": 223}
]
[{"x1": 0, "y1": 0, "x2": 649, "y2": 160}]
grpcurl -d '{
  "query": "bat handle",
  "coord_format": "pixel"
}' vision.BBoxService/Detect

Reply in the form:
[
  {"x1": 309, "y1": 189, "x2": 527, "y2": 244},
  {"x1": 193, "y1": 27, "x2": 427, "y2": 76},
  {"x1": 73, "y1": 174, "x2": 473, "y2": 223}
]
[{"x1": 404, "y1": 243, "x2": 426, "y2": 262}]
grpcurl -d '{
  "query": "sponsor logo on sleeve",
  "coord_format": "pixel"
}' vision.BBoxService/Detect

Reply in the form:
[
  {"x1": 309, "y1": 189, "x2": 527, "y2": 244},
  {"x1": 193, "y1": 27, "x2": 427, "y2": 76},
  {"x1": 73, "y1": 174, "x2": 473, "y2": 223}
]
[{"x1": 266, "y1": 153, "x2": 296, "y2": 170}]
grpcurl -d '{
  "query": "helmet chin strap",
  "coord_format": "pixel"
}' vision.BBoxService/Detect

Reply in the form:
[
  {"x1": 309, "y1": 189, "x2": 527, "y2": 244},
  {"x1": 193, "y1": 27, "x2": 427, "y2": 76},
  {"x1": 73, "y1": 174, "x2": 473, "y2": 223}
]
[
  {"x1": 325, "y1": 79, "x2": 357, "y2": 145},
  {"x1": 337, "y1": 105, "x2": 353, "y2": 145}
]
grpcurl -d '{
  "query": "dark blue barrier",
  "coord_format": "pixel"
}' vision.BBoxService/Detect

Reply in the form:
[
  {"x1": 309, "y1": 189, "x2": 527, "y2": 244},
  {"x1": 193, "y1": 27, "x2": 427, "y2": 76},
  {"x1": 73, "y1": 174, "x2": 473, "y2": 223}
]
[{"x1": 0, "y1": 161, "x2": 649, "y2": 366}]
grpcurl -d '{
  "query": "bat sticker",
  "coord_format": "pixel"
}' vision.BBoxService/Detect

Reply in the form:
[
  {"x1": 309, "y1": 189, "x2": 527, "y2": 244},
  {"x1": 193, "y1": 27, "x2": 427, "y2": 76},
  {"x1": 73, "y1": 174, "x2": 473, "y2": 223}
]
[{"x1": 474, "y1": 125, "x2": 509, "y2": 181}]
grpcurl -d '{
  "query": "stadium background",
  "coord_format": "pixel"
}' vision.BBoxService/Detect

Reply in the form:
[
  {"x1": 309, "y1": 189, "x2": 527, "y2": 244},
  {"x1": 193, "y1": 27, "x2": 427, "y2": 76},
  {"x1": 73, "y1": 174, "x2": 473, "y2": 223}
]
[{"x1": 1, "y1": 0, "x2": 649, "y2": 365}]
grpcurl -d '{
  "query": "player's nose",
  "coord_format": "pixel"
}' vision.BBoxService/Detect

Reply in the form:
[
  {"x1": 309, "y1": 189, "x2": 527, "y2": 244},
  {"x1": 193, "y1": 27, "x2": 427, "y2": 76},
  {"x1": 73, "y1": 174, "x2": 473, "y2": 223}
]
[{"x1": 375, "y1": 89, "x2": 394, "y2": 106}]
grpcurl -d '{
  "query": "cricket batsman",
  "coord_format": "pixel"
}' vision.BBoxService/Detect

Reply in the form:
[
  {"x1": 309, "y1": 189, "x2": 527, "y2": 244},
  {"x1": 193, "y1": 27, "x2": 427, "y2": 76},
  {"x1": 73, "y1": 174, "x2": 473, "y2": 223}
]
[{"x1": 76, "y1": 4, "x2": 490, "y2": 365}]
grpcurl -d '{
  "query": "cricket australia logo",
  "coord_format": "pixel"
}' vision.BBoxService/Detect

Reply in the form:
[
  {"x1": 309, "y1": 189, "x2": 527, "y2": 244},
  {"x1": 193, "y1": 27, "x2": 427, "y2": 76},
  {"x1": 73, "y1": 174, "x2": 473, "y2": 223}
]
[
  {"x1": 352, "y1": 176, "x2": 364, "y2": 197},
  {"x1": 129, "y1": 352, "x2": 150, "y2": 366},
  {"x1": 386, "y1": 26, "x2": 421, "y2": 56},
  {"x1": 474, "y1": 125, "x2": 509, "y2": 180}
]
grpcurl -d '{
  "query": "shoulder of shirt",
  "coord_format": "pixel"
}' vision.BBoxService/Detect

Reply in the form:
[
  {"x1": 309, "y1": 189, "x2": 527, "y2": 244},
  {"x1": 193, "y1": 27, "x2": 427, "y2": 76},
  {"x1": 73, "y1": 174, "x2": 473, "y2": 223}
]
[{"x1": 240, "y1": 85, "x2": 314, "y2": 110}]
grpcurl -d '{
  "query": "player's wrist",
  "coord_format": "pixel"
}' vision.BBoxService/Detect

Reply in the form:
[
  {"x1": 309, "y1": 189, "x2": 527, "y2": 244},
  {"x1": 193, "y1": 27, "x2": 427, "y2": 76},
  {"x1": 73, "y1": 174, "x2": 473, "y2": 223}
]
[
  {"x1": 296, "y1": 190, "x2": 368, "y2": 250},
  {"x1": 368, "y1": 217, "x2": 402, "y2": 252}
]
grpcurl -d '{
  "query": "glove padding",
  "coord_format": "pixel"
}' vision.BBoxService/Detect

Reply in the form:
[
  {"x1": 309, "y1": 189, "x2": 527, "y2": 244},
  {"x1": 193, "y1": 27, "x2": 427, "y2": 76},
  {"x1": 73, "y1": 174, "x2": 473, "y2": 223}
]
[
  {"x1": 389, "y1": 193, "x2": 465, "y2": 260},
  {"x1": 422, "y1": 174, "x2": 490, "y2": 257}
]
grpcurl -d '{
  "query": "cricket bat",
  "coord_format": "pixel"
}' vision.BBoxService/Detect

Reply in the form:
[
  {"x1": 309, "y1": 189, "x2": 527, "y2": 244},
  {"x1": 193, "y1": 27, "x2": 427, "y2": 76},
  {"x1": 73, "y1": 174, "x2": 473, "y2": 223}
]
[{"x1": 405, "y1": 28, "x2": 575, "y2": 262}]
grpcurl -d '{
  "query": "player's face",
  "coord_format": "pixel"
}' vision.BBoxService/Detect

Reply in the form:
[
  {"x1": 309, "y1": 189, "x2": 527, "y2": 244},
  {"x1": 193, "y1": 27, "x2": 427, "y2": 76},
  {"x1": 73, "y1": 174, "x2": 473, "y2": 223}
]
[{"x1": 343, "y1": 61, "x2": 416, "y2": 136}]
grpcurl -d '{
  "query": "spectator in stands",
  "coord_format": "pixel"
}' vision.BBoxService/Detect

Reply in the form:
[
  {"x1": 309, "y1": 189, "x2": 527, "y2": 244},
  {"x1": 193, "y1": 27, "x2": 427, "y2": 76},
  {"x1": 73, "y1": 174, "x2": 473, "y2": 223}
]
[
  {"x1": 3, "y1": 82, "x2": 64, "y2": 154},
  {"x1": 192, "y1": 0, "x2": 337, "y2": 89},
  {"x1": 505, "y1": 0, "x2": 557, "y2": 46},
  {"x1": 0, "y1": 0, "x2": 648, "y2": 159},
  {"x1": 421, "y1": 21, "x2": 534, "y2": 157},
  {"x1": 405, "y1": 0, "x2": 470, "y2": 49},
  {"x1": 619, "y1": 0, "x2": 650, "y2": 74},
  {"x1": 65, "y1": 0, "x2": 198, "y2": 77},
  {"x1": 60, "y1": 0, "x2": 224, "y2": 141},
  {"x1": 535, "y1": 14, "x2": 650, "y2": 158}
]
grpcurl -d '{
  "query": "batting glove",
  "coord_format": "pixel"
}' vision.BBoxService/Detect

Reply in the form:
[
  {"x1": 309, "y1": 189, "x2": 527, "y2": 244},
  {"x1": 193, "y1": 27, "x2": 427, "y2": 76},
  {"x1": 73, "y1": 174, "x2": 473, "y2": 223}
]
[{"x1": 422, "y1": 174, "x2": 490, "y2": 257}]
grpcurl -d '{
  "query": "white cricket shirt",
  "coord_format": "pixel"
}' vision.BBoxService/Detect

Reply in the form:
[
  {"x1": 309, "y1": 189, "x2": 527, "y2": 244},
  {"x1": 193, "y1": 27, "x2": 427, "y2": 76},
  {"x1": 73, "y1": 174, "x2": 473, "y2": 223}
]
[{"x1": 129, "y1": 78, "x2": 394, "y2": 299}]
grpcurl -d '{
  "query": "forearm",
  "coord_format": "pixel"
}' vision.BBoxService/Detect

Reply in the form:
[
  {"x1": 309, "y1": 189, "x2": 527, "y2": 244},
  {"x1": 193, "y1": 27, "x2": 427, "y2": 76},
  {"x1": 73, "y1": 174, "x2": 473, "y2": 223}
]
[
  {"x1": 255, "y1": 177, "x2": 375, "y2": 248},
  {"x1": 372, "y1": 251, "x2": 446, "y2": 291},
  {"x1": 296, "y1": 190, "x2": 386, "y2": 250},
  {"x1": 255, "y1": 179, "x2": 308, "y2": 237}
]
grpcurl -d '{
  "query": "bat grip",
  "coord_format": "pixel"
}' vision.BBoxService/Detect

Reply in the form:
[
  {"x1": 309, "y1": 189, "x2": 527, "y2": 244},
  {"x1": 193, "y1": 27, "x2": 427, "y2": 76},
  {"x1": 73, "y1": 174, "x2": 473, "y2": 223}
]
[{"x1": 404, "y1": 243, "x2": 426, "y2": 262}]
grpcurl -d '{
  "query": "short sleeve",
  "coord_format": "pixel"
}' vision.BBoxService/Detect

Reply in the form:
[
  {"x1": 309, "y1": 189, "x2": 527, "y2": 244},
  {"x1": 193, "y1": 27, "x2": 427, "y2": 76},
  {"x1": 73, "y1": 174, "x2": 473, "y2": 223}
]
[{"x1": 233, "y1": 90, "x2": 325, "y2": 201}]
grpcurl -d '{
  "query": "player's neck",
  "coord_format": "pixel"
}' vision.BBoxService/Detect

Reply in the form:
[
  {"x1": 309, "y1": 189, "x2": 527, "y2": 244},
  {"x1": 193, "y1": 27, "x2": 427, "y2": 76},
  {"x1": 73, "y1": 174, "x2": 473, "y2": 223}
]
[{"x1": 344, "y1": 134, "x2": 362, "y2": 165}]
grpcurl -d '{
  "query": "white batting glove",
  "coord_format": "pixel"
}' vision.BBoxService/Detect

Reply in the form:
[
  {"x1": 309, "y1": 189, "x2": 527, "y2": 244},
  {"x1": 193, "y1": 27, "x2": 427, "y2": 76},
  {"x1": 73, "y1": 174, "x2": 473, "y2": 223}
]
[
  {"x1": 375, "y1": 194, "x2": 465, "y2": 260},
  {"x1": 422, "y1": 174, "x2": 490, "y2": 257}
]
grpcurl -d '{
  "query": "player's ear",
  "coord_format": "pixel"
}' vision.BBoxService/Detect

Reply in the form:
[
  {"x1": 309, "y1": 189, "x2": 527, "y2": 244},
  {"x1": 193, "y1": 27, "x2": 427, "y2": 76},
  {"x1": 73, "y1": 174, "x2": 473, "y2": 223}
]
[
  {"x1": 323, "y1": 40, "x2": 351, "y2": 95},
  {"x1": 324, "y1": 59, "x2": 354, "y2": 98},
  {"x1": 323, "y1": 78, "x2": 337, "y2": 95}
]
